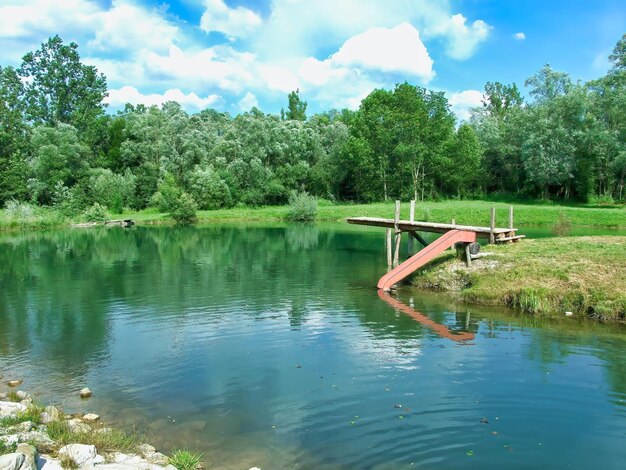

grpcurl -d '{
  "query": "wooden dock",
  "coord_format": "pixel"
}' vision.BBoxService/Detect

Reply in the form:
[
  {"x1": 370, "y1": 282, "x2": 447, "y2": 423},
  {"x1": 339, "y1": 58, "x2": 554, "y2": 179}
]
[{"x1": 348, "y1": 202, "x2": 524, "y2": 290}]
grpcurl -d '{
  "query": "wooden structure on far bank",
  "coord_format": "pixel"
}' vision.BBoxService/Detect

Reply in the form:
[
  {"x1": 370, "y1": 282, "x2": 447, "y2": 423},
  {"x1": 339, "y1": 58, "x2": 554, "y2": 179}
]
[{"x1": 347, "y1": 201, "x2": 524, "y2": 291}]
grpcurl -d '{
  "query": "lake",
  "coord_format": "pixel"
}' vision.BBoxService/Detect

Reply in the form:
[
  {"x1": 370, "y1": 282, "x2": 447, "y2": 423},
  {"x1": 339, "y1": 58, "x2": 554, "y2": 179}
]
[{"x1": 1, "y1": 224, "x2": 625, "y2": 469}]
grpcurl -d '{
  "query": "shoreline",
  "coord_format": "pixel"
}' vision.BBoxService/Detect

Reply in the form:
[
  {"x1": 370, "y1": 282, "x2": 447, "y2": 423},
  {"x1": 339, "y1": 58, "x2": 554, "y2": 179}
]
[
  {"x1": 0, "y1": 387, "x2": 213, "y2": 470},
  {"x1": 411, "y1": 236, "x2": 626, "y2": 322}
]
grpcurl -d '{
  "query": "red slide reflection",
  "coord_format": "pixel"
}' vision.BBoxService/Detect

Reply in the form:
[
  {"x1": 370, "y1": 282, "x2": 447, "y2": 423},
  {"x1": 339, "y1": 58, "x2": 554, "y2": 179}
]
[{"x1": 378, "y1": 290, "x2": 475, "y2": 342}]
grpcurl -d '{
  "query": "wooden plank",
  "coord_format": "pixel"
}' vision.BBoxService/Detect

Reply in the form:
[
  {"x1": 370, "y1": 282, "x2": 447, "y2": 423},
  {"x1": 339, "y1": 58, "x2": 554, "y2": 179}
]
[
  {"x1": 386, "y1": 228, "x2": 392, "y2": 268},
  {"x1": 410, "y1": 231, "x2": 429, "y2": 247},
  {"x1": 346, "y1": 217, "x2": 515, "y2": 235},
  {"x1": 509, "y1": 206, "x2": 514, "y2": 230},
  {"x1": 496, "y1": 235, "x2": 526, "y2": 242}
]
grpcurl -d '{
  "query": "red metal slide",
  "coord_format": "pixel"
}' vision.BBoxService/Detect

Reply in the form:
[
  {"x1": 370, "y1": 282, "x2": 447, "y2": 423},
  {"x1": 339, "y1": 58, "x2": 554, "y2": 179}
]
[{"x1": 377, "y1": 230, "x2": 477, "y2": 291}]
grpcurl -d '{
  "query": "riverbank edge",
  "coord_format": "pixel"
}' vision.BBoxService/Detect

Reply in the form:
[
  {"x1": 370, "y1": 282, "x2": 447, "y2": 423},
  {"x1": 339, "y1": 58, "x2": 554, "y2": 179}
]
[
  {"x1": 410, "y1": 236, "x2": 626, "y2": 322},
  {"x1": 1, "y1": 200, "x2": 625, "y2": 232},
  {"x1": 0, "y1": 389, "x2": 205, "y2": 470}
]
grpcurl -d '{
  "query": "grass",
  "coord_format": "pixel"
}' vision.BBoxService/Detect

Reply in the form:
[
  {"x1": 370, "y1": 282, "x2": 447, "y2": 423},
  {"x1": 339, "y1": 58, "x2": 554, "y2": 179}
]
[
  {"x1": 169, "y1": 450, "x2": 203, "y2": 470},
  {"x1": 5, "y1": 391, "x2": 21, "y2": 402},
  {"x1": 0, "y1": 441, "x2": 17, "y2": 456},
  {"x1": 45, "y1": 420, "x2": 140, "y2": 454},
  {"x1": 59, "y1": 455, "x2": 79, "y2": 470},
  {"x1": 412, "y1": 236, "x2": 626, "y2": 321},
  {"x1": 120, "y1": 199, "x2": 626, "y2": 228},
  {"x1": 0, "y1": 205, "x2": 66, "y2": 232},
  {"x1": 0, "y1": 405, "x2": 44, "y2": 427}
]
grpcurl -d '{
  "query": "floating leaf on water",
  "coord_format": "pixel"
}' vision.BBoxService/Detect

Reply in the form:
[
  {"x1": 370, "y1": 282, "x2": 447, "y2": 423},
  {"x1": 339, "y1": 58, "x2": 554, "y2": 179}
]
[
  {"x1": 466, "y1": 450, "x2": 474, "y2": 456},
  {"x1": 491, "y1": 431, "x2": 498, "y2": 436},
  {"x1": 350, "y1": 421, "x2": 356, "y2": 425},
  {"x1": 394, "y1": 404, "x2": 403, "y2": 409},
  {"x1": 398, "y1": 415, "x2": 404, "y2": 419}
]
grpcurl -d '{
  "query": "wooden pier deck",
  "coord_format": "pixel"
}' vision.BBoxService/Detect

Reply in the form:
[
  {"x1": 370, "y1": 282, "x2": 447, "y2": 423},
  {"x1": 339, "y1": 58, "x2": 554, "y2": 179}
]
[{"x1": 347, "y1": 217, "x2": 517, "y2": 238}]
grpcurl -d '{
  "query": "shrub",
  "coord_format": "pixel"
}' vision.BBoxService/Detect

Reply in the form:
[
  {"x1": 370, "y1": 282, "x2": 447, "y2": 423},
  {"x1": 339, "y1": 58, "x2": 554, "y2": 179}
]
[
  {"x1": 286, "y1": 191, "x2": 317, "y2": 222},
  {"x1": 90, "y1": 168, "x2": 136, "y2": 214},
  {"x1": 187, "y1": 166, "x2": 232, "y2": 210},
  {"x1": 5, "y1": 200, "x2": 35, "y2": 219},
  {"x1": 170, "y1": 192, "x2": 198, "y2": 224},
  {"x1": 169, "y1": 450, "x2": 202, "y2": 470},
  {"x1": 551, "y1": 212, "x2": 572, "y2": 236},
  {"x1": 83, "y1": 203, "x2": 108, "y2": 222},
  {"x1": 152, "y1": 174, "x2": 182, "y2": 213}
]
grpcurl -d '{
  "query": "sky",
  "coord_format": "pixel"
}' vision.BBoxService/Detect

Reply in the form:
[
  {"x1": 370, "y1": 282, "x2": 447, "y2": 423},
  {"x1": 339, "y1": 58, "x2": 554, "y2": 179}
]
[{"x1": 0, "y1": 0, "x2": 624, "y2": 120}]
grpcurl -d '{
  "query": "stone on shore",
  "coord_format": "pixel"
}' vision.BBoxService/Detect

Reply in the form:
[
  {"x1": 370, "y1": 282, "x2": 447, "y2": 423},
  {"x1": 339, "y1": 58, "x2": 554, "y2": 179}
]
[
  {"x1": 15, "y1": 391, "x2": 29, "y2": 401},
  {"x1": 58, "y1": 444, "x2": 97, "y2": 467},
  {"x1": 0, "y1": 453, "x2": 24, "y2": 470},
  {"x1": 66, "y1": 419, "x2": 92, "y2": 434},
  {"x1": 0, "y1": 401, "x2": 27, "y2": 418},
  {"x1": 79, "y1": 388, "x2": 92, "y2": 398},
  {"x1": 15, "y1": 443, "x2": 37, "y2": 470},
  {"x1": 82, "y1": 413, "x2": 100, "y2": 423},
  {"x1": 40, "y1": 406, "x2": 61, "y2": 424},
  {"x1": 7, "y1": 380, "x2": 23, "y2": 388}
]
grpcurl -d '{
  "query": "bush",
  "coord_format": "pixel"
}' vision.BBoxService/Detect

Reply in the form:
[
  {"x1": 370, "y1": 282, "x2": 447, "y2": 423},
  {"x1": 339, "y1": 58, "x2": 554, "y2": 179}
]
[
  {"x1": 188, "y1": 166, "x2": 232, "y2": 210},
  {"x1": 83, "y1": 203, "x2": 108, "y2": 222},
  {"x1": 5, "y1": 200, "x2": 35, "y2": 219},
  {"x1": 551, "y1": 212, "x2": 572, "y2": 236},
  {"x1": 170, "y1": 192, "x2": 198, "y2": 224},
  {"x1": 152, "y1": 174, "x2": 182, "y2": 213},
  {"x1": 90, "y1": 168, "x2": 136, "y2": 214},
  {"x1": 286, "y1": 191, "x2": 317, "y2": 222}
]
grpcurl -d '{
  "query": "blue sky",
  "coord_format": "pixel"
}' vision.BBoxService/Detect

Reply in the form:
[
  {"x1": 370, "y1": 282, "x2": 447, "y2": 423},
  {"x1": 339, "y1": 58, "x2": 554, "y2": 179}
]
[{"x1": 0, "y1": 0, "x2": 623, "y2": 119}]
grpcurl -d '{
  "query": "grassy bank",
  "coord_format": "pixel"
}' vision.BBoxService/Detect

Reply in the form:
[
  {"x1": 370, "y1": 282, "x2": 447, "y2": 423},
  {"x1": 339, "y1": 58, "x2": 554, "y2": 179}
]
[
  {"x1": 1, "y1": 199, "x2": 625, "y2": 232},
  {"x1": 124, "y1": 199, "x2": 626, "y2": 227},
  {"x1": 412, "y1": 236, "x2": 626, "y2": 321}
]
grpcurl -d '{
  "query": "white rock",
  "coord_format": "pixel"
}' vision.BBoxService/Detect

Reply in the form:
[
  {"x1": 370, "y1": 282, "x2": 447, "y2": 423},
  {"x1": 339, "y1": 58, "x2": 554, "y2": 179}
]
[
  {"x1": 83, "y1": 413, "x2": 100, "y2": 423},
  {"x1": 15, "y1": 443, "x2": 37, "y2": 470},
  {"x1": 0, "y1": 402, "x2": 27, "y2": 418},
  {"x1": 67, "y1": 419, "x2": 92, "y2": 434},
  {"x1": 7, "y1": 380, "x2": 23, "y2": 388},
  {"x1": 16, "y1": 421, "x2": 32, "y2": 433},
  {"x1": 0, "y1": 453, "x2": 24, "y2": 470},
  {"x1": 36, "y1": 455, "x2": 63, "y2": 470},
  {"x1": 145, "y1": 452, "x2": 168, "y2": 466},
  {"x1": 138, "y1": 444, "x2": 156, "y2": 456},
  {"x1": 15, "y1": 391, "x2": 28, "y2": 400},
  {"x1": 58, "y1": 444, "x2": 97, "y2": 467},
  {"x1": 0, "y1": 435, "x2": 19, "y2": 447},
  {"x1": 41, "y1": 406, "x2": 60, "y2": 424},
  {"x1": 79, "y1": 388, "x2": 92, "y2": 398}
]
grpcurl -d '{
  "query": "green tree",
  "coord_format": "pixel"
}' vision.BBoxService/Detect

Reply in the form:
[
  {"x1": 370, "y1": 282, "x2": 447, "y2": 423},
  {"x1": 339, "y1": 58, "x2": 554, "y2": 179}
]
[
  {"x1": 19, "y1": 35, "x2": 107, "y2": 129},
  {"x1": 482, "y1": 81, "x2": 523, "y2": 119},
  {"x1": 282, "y1": 89, "x2": 307, "y2": 121},
  {"x1": 0, "y1": 66, "x2": 30, "y2": 204}
]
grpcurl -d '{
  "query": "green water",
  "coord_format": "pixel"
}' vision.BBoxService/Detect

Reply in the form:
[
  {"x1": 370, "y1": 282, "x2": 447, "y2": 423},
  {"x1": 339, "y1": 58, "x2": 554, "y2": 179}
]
[{"x1": 1, "y1": 224, "x2": 625, "y2": 469}]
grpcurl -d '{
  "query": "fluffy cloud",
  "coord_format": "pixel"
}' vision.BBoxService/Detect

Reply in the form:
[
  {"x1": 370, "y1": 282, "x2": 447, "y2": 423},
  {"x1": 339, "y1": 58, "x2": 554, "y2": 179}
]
[
  {"x1": 427, "y1": 14, "x2": 492, "y2": 60},
  {"x1": 513, "y1": 32, "x2": 526, "y2": 41},
  {"x1": 238, "y1": 92, "x2": 259, "y2": 111},
  {"x1": 331, "y1": 23, "x2": 434, "y2": 81},
  {"x1": 105, "y1": 86, "x2": 221, "y2": 111},
  {"x1": 88, "y1": 1, "x2": 179, "y2": 53},
  {"x1": 448, "y1": 89, "x2": 484, "y2": 121},
  {"x1": 200, "y1": 0, "x2": 262, "y2": 39}
]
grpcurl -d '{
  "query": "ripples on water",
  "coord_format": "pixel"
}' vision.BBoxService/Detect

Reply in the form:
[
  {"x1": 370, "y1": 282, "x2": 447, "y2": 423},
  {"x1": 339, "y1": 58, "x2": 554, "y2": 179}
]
[{"x1": 1, "y1": 224, "x2": 625, "y2": 469}]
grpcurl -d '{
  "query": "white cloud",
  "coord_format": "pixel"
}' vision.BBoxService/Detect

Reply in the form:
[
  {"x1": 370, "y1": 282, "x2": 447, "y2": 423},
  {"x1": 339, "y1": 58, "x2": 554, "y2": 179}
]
[
  {"x1": 88, "y1": 1, "x2": 179, "y2": 53},
  {"x1": 238, "y1": 92, "x2": 259, "y2": 111},
  {"x1": 105, "y1": 86, "x2": 221, "y2": 111},
  {"x1": 448, "y1": 89, "x2": 484, "y2": 121},
  {"x1": 200, "y1": 0, "x2": 262, "y2": 39},
  {"x1": 427, "y1": 14, "x2": 492, "y2": 60},
  {"x1": 331, "y1": 23, "x2": 434, "y2": 81},
  {"x1": 513, "y1": 32, "x2": 526, "y2": 41}
]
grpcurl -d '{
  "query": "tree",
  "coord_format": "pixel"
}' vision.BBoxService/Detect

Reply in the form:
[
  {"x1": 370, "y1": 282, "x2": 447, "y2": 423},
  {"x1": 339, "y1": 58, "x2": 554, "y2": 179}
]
[
  {"x1": 282, "y1": 89, "x2": 307, "y2": 121},
  {"x1": 19, "y1": 35, "x2": 107, "y2": 130},
  {"x1": 525, "y1": 64, "x2": 572, "y2": 103},
  {"x1": 481, "y1": 81, "x2": 523, "y2": 119},
  {"x1": 0, "y1": 66, "x2": 30, "y2": 204}
]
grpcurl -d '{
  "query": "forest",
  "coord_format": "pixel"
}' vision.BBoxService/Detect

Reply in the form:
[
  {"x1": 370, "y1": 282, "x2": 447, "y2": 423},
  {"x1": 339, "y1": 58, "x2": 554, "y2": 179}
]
[{"x1": 0, "y1": 34, "x2": 624, "y2": 222}]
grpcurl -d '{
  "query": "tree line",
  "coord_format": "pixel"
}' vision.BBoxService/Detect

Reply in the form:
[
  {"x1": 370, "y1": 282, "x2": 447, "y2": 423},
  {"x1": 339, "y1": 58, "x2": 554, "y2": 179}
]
[{"x1": 0, "y1": 34, "x2": 624, "y2": 220}]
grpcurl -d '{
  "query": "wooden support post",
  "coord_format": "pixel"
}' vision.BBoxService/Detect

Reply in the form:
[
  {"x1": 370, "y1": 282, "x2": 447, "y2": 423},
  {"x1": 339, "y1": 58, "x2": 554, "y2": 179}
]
[
  {"x1": 450, "y1": 218, "x2": 456, "y2": 250},
  {"x1": 408, "y1": 200, "x2": 415, "y2": 254},
  {"x1": 386, "y1": 229, "x2": 392, "y2": 269},
  {"x1": 489, "y1": 207, "x2": 496, "y2": 244},
  {"x1": 509, "y1": 205, "x2": 514, "y2": 230},
  {"x1": 393, "y1": 200, "x2": 401, "y2": 268},
  {"x1": 410, "y1": 232, "x2": 429, "y2": 247},
  {"x1": 465, "y1": 243, "x2": 472, "y2": 267}
]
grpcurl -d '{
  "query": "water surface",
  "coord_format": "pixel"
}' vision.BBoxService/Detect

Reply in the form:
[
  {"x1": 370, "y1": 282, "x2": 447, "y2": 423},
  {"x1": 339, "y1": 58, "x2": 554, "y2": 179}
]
[{"x1": 1, "y1": 224, "x2": 625, "y2": 469}]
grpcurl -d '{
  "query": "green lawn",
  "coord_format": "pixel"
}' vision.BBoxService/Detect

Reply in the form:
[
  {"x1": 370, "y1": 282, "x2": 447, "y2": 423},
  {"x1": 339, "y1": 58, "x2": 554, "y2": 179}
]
[
  {"x1": 1, "y1": 199, "x2": 625, "y2": 232},
  {"x1": 412, "y1": 236, "x2": 626, "y2": 321}
]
